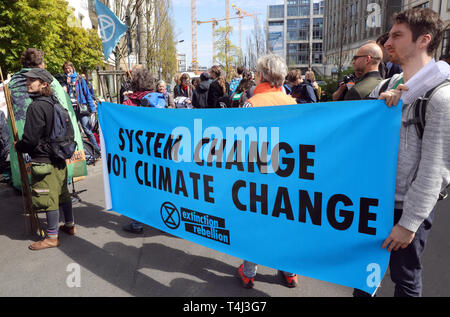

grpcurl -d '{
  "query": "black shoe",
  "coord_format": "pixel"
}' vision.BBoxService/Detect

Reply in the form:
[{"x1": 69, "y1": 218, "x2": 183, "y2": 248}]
[{"x1": 123, "y1": 223, "x2": 143, "y2": 234}]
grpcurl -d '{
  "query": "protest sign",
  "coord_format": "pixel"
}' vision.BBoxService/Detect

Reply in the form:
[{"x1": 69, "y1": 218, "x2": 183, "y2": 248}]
[{"x1": 98, "y1": 100, "x2": 401, "y2": 294}]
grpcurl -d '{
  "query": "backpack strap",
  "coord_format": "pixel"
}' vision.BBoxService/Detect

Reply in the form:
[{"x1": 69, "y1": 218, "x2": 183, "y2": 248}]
[
  {"x1": 378, "y1": 78, "x2": 392, "y2": 95},
  {"x1": 404, "y1": 79, "x2": 450, "y2": 140}
]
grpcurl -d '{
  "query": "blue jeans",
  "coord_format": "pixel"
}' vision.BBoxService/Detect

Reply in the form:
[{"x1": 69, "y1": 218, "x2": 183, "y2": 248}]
[{"x1": 79, "y1": 114, "x2": 100, "y2": 153}]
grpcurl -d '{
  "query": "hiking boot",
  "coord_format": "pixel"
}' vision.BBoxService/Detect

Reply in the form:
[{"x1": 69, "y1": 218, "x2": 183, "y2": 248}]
[
  {"x1": 238, "y1": 264, "x2": 254, "y2": 289},
  {"x1": 59, "y1": 224, "x2": 76, "y2": 235},
  {"x1": 28, "y1": 238, "x2": 60, "y2": 251},
  {"x1": 281, "y1": 272, "x2": 298, "y2": 288}
]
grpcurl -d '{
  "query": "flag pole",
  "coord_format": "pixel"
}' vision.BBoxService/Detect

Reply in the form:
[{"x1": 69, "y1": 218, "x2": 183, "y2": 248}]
[{"x1": 0, "y1": 67, "x2": 43, "y2": 238}]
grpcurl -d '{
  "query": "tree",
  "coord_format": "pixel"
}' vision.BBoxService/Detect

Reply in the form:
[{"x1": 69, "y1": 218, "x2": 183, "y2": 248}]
[
  {"x1": 110, "y1": 0, "x2": 177, "y2": 81},
  {"x1": 0, "y1": 0, "x2": 103, "y2": 76},
  {"x1": 145, "y1": 0, "x2": 177, "y2": 81},
  {"x1": 244, "y1": 17, "x2": 266, "y2": 70},
  {"x1": 215, "y1": 25, "x2": 241, "y2": 80}
]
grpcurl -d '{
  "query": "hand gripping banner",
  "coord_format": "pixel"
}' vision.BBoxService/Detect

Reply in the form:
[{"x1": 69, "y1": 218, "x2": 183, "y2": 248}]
[{"x1": 98, "y1": 100, "x2": 402, "y2": 294}]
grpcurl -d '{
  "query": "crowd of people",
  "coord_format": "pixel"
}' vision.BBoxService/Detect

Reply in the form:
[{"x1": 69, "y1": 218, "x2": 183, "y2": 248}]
[{"x1": 3, "y1": 6, "x2": 450, "y2": 297}]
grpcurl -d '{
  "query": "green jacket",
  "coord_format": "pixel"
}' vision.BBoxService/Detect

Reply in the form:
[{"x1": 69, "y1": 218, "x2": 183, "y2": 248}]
[{"x1": 344, "y1": 71, "x2": 382, "y2": 101}]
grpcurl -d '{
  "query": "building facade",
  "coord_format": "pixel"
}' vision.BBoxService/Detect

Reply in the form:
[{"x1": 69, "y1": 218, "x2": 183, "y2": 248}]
[
  {"x1": 267, "y1": 0, "x2": 325, "y2": 75},
  {"x1": 323, "y1": 0, "x2": 402, "y2": 77}
]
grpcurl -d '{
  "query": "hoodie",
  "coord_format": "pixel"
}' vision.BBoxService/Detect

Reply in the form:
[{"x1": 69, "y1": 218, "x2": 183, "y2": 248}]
[
  {"x1": 192, "y1": 80, "x2": 211, "y2": 108},
  {"x1": 369, "y1": 59, "x2": 450, "y2": 232}
]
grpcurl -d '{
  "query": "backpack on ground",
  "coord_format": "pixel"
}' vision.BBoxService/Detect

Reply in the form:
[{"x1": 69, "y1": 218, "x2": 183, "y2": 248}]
[
  {"x1": 380, "y1": 78, "x2": 450, "y2": 200},
  {"x1": 39, "y1": 95, "x2": 77, "y2": 161}
]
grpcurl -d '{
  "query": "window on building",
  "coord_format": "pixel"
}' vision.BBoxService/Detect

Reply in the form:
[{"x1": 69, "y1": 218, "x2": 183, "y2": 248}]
[
  {"x1": 298, "y1": 19, "x2": 310, "y2": 40},
  {"x1": 413, "y1": 2, "x2": 429, "y2": 9},
  {"x1": 269, "y1": 5, "x2": 284, "y2": 19},
  {"x1": 313, "y1": 18, "x2": 323, "y2": 40}
]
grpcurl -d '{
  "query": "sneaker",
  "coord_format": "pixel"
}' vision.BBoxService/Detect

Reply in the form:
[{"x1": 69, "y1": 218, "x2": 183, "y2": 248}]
[
  {"x1": 237, "y1": 264, "x2": 254, "y2": 289},
  {"x1": 281, "y1": 272, "x2": 298, "y2": 288},
  {"x1": 123, "y1": 222, "x2": 143, "y2": 234},
  {"x1": 59, "y1": 224, "x2": 76, "y2": 235}
]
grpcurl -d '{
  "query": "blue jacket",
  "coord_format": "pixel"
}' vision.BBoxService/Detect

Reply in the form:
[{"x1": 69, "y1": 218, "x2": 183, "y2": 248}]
[{"x1": 66, "y1": 76, "x2": 96, "y2": 112}]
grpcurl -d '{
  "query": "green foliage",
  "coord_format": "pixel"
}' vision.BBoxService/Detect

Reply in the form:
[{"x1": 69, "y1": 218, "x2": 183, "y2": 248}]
[
  {"x1": 215, "y1": 25, "x2": 242, "y2": 80},
  {"x1": 0, "y1": 0, "x2": 103, "y2": 76}
]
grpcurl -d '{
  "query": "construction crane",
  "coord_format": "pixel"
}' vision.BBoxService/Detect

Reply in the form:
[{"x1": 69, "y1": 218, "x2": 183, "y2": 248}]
[
  {"x1": 231, "y1": 4, "x2": 260, "y2": 51},
  {"x1": 197, "y1": 15, "x2": 247, "y2": 65},
  {"x1": 191, "y1": 0, "x2": 199, "y2": 73}
]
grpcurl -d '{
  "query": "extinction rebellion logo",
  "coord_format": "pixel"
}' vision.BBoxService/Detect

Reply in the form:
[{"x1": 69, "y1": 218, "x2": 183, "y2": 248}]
[{"x1": 160, "y1": 202, "x2": 230, "y2": 245}]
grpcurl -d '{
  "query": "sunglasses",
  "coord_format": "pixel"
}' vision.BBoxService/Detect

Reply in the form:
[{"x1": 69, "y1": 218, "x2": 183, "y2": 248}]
[{"x1": 352, "y1": 55, "x2": 381, "y2": 61}]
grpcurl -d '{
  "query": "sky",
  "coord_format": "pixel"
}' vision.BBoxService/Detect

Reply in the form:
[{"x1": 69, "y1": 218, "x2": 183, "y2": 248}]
[{"x1": 171, "y1": 0, "x2": 283, "y2": 68}]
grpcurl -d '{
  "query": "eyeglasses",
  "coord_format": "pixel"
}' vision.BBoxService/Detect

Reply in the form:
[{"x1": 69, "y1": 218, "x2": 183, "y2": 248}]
[{"x1": 352, "y1": 55, "x2": 381, "y2": 61}]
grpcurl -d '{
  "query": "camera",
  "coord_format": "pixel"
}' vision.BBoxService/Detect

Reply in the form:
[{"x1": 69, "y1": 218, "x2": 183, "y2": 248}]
[{"x1": 342, "y1": 74, "x2": 357, "y2": 84}]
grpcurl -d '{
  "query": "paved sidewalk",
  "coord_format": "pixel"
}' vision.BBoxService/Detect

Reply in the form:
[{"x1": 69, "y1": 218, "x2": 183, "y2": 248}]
[{"x1": 0, "y1": 162, "x2": 448, "y2": 297}]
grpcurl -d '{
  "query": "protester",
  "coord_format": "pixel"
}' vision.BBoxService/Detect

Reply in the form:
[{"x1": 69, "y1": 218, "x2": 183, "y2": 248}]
[
  {"x1": 121, "y1": 67, "x2": 157, "y2": 233},
  {"x1": 62, "y1": 61, "x2": 100, "y2": 154},
  {"x1": 122, "y1": 67, "x2": 156, "y2": 107},
  {"x1": 191, "y1": 77, "x2": 200, "y2": 90},
  {"x1": 229, "y1": 70, "x2": 254, "y2": 107},
  {"x1": 343, "y1": 42, "x2": 383, "y2": 100},
  {"x1": 81, "y1": 73, "x2": 96, "y2": 102},
  {"x1": 14, "y1": 68, "x2": 75, "y2": 250},
  {"x1": 283, "y1": 69, "x2": 302, "y2": 96},
  {"x1": 156, "y1": 80, "x2": 174, "y2": 108},
  {"x1": 239, "y1": 54, "x2": 299, "y2": 289},
  {"x1": 191, "y1": 72, "x2": 211, "y2": 108},
  {"x1": 174, "y1": 73, "x2": 192, "y2": 99},
  {"x1": 7, "y1": 48, "x2": 80, "y2": 192},
  {"x1": 355, "y1": 7, "x2": 450, "y2": 297},
  {"x1": 292, "y1": 71, "x2": 317, "y2": 103},
  {"x1": 119, "y1": 70, "x2": 133, "y2": 104},
  {"x1": 305, "y1": 70, "x2": 320, "y2": 101},
  {"x1": 332, "y1": 72, "x2": 360, "y2": 101},
  {"x1": 377, "y1": 33, "x2": 402, "y2": 79},
  {"x1": 229, "y1": 66, "x2": 245, "y2": 95},
  {"x1": 207, "y1": 65, "x2": 229, "y2": 108}
]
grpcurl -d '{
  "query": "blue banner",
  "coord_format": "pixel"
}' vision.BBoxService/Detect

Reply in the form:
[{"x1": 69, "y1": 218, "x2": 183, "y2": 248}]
[
  {"x1": 94, "y1": 0, "x2": 128, "y2": 60},
  {"x1": 98, "y1": 100, "x2": 402, "y2": 294}
]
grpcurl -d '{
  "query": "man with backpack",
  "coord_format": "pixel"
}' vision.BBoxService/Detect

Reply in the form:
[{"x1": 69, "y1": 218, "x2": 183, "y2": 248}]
[
  {"x1": 354, "y1": 8, "x2": 450, "y2": 297},
  {"x1": 15, "y1": 68, "x2": 76, "y2": 251}
]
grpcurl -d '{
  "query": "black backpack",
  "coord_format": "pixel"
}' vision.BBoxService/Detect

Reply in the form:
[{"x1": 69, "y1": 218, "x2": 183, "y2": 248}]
[
  {"x1": 38, "y1": 95, "x2": 77, "y2": 161},
  {"x1": 379, "y1": 78, "x2": 450, "y2": 140},
  {"x1": 379, "y1": 78, "x2": 450, "y2": 200}
]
